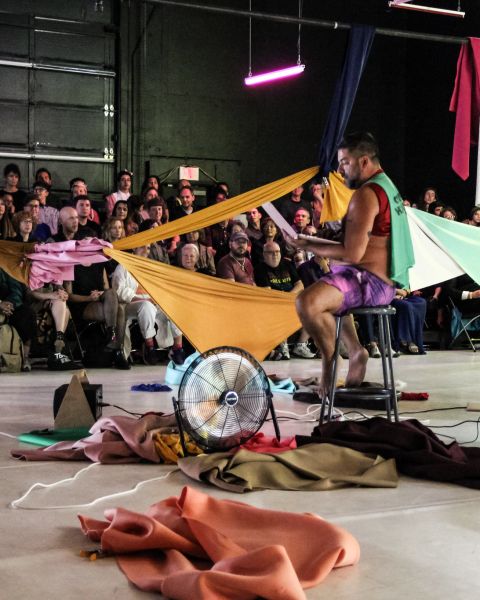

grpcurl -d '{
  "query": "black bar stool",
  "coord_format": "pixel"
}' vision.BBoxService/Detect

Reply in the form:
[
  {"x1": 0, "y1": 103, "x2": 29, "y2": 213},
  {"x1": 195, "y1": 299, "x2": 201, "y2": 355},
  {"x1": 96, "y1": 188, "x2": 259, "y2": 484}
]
[{"x1": 320, "y1": 305, "x2": 399, "y2": 424}]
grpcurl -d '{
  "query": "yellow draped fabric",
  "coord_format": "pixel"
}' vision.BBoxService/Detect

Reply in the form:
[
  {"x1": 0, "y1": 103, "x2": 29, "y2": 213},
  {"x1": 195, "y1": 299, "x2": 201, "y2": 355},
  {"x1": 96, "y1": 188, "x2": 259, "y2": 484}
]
[
  {"x1": 0, "y1": 240, "x2": 34, "y2": 285},
  {"x1": 112, "y1": 165, "x2": 319, "y2": 250},
  {"x1": 320, "y1": 171, "x2": 353, "y2": 223},
  {"x1": 105, "y1": 248, "x2": 301, "y2": 361}
]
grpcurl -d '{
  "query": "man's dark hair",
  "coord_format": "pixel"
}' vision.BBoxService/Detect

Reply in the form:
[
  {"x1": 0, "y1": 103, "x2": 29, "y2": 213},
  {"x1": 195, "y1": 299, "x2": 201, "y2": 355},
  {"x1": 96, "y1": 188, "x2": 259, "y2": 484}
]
[
  {"x1": 179, "y1": 185, "x2": 193, "y2": 194},
  {"x1": 75, "y1": 194, "x2": 90, "y2": 204},
  {"x1": 69, "y1": 177, "x2": 86, "y2": 188},
  {"x1": 77, "y1": 226, "x2": 96, "y2": 240},
  {"x1": 338, "y1": 132, "x2": 379, "y2": 161},
  {"x1": 35, "y1": 167, "x2": 51, "y2": 179},
  {"x1": 33, "y1": 180, "x2": 51, "y2": 192},
  {"x1": 138, "y1": 218, "x2": 157, "y2": 232},
  {"x1": 116, "y1": 169, "x2": 132, "y2": 182},
  {"x1": 4, "y1": 163, "x2": 21, "y2": 178}
]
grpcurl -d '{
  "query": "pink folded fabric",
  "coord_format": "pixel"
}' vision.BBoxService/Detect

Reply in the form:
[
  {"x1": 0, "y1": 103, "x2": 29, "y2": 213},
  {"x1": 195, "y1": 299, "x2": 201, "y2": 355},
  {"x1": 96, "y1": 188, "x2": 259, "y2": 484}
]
[
  {"x1": 27, "y1": 238, "x2": 111, "y2": 289},
  {"x1": 79, "y1": 486, "x2": 360, "y2": 600}
]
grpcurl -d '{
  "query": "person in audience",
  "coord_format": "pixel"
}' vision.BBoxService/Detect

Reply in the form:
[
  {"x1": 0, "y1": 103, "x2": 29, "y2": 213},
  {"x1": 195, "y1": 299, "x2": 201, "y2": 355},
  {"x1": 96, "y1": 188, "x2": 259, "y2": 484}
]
[
  {"x1": 275, "y1": 184, "x2": 312, "y2": 225},
  {"x1": 10, "y1": 211, "x2": 38, "y2": 242},
  {"x1": 217, "y1": 231, "x2": 255, "y2": 285},
  {"x1": 217, "y1": 181, "x2": 230, "y2": 197},
  {"x1": 33, "y1": 181, "x2": 59, "y2": 235},
  {"x1": 170, "y1": 186, "x2": 196, "y2": 221},
  {"x1": 256, "y1": 240, "x2": 315, "y2": 360},
  {"x1": 35, "y1": 168, "x2": 62, "y2": 209},
  {"x1": 166, "y1": 179, "x2": 191, "y2": 216},
  {"x1": 308, "y1": 181, "x2": 324, "y2": 228},
  {"x1": 67, "y1": 177, "x2": 100, "y2": 224},
  {"x1": 293, "y1": 208, "x2": 314, "y2": 234},
  {"x1": 102, "y1": 216, "x2": 126, "y2": 243},
  {"x1": 245, "y1": 208, "x2": 263, "y2": 241},
  {"x1": 418, "y1": 187, "x2": 439, "y2": 212},
  {"x1": 28, "y1": 283, "x2": 75, "y2": 370},
  {"x1": 432, "y1": 202, "x2": 446, "y2": 217},
  {"x1": 0, "y1": 190, "x2": 15, "y2": 216},
  {"x1": 212, "y1": 186, "x2": 227, "y2": 204},
  {"x1": 147, "y1": 197, "x2": 168, "y2": 225},
  {"x1": 138, "y1": 219, "x2": 170, "y2": 264},
  {"x1": 0, "y1": 266, "x2": 36, "y2": 371},
  {"x1": 65, "y1": 254, "x2": 129, "y2": 370},
  {"x1": 209, "y1": 218, "x2": 230, "y2": 264},
  {"x1": 143, "y1": 186, "x2": 160, "y2": 204},
  {"x1": 141, "y1": 175, "x2": 161, "y2": 195},
  {"x1": 128, "y1": 194, "x2": 149, "y2": 222},
  {"x1": 178, "y1": 234, "x2": 215, "y2": 275},
  {"x1": 50, "y1": 206, "x2": 79, "y2": 242},
  {"x1": 251, "y1": 217, "x2": 287, "y2": 267},
  {"x1": 23, "y1": 195, "x2": 51, "y2": 241},
  {"x1": 2, "y1": 163, "x2": 26, "y2": 212},
  {"x1": 76, "y1": 196, "x2": 102, "y2": 237},
  {"x1": 390, "y1": 288, "x2": 427, "y2": 354},
  {"x1": 443, "y1": 274, "x2": 480, "y2": 316},
  {"x1": 463, "y1": 206, "x2": 480, "y2": 227},
  {"x1": 105, "y1": 169, "x2": 133, "y2": 216},
  {"x1": 442, "y1": 207, "x2": 457, "y2": 221},
  {"x1": 112, "y1": 244, "x2": 185, "y2": 365},
  {"x1": 0, "y1": 195, "x2": 15, "y2": 239}
]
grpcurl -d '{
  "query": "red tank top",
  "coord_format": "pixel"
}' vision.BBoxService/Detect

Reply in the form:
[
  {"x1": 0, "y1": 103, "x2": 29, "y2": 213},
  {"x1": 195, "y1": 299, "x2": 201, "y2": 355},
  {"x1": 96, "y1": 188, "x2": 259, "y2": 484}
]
[{"x1": 366, "y1": 174, "x2": 391, "y2": 237}]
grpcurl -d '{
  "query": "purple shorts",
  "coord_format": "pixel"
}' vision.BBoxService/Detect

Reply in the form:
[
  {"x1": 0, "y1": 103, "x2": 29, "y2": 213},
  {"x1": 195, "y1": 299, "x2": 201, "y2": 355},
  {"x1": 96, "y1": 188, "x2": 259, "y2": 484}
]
[{"x1": 321, "y1": 265, "x2": 396, "y2": 315}]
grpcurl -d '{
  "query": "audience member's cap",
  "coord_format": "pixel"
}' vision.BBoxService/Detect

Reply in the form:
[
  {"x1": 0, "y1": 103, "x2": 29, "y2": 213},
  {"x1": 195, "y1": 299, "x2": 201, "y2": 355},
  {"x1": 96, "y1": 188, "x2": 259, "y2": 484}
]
[{"x1": 230, "y1": 231, "x2": 249, "y2": 242}]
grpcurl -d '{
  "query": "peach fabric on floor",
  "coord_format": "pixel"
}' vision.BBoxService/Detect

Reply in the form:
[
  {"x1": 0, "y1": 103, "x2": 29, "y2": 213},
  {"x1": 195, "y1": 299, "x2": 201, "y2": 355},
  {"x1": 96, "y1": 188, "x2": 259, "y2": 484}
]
[{"x1": 79, "y1": 486, "x2": 360, "y2": 600}]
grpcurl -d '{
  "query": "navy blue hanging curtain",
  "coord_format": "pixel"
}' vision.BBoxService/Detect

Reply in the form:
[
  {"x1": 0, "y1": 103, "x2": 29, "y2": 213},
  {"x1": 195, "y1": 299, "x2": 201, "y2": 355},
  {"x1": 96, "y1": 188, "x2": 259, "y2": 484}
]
[{"x1": 317, "y1": 25, "x2": 376, "y2": 176}]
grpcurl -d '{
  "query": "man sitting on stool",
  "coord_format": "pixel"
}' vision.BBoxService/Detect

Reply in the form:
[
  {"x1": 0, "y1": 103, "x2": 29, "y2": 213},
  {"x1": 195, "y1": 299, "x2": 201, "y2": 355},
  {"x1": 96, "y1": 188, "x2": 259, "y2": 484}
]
[{"x1": 286, "y1": 132, "x2": 412, "y2": 399}]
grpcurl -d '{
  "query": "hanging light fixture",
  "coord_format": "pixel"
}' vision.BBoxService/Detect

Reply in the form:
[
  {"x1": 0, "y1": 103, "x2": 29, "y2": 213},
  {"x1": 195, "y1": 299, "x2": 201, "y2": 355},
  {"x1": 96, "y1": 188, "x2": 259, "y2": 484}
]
[
  {"x1": 244, "y1": 0, "x2": 306, "y2": 87},
  {"x1": 388, "y1": 0, "x2": 465, "y2": 18}
]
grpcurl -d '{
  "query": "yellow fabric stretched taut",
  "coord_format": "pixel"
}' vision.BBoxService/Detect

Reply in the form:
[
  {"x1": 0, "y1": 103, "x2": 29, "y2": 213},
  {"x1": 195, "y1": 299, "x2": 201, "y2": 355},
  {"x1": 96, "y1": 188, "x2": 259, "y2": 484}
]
[
  {"x1": 105, "y1": 248, "x2": 301, "y2": 361},
  {"x1": 112, "y1": 165, "x2": 319, "y2": 250},
  {"x1": 320, "y1": 171, "x2": 353, "y2": 223}
]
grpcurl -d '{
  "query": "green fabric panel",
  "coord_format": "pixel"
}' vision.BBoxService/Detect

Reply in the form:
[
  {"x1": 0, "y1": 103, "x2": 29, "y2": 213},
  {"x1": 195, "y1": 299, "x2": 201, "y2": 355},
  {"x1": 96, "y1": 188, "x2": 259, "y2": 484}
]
[
  {"x1": 410, "y1": 208, "x2": 480, "y2": 285},
  {"x1": 367, "y1": 172, "x2": 415, "y2": 288}
]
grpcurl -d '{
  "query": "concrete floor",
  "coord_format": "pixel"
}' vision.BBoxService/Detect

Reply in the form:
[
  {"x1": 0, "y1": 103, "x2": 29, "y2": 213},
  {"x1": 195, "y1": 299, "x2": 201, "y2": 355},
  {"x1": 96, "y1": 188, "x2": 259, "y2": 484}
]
[{"x1": 1, "y1": 350, "x2": 480, "y2": 599}]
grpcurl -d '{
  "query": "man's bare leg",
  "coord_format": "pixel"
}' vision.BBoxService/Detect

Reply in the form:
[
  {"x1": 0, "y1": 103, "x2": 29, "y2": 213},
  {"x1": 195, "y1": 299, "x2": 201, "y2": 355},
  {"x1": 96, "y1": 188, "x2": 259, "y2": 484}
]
[
  {"x1": 341, "y1": 315, "x2": 369, "y2": 387},
  {"x1": 296, "y1": 281, "x2": 344, "y2": 399}
]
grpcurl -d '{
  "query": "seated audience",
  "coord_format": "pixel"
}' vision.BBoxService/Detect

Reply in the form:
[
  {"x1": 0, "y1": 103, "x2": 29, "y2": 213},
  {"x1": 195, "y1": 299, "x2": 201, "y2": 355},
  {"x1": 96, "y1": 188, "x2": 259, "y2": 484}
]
[
  {"x1": 251, "y1": 217, "x2": 287, "y2": 267},
  {"x1": 35, "y1": 168, "x2": 62, "y2": 209},
  {"x1": 76, "y1": 196, "x2": 102, "y2": 237},
  {"x1": 65, "y1": 259, "x2": 129, "y2": 369},
  {"x1": 442, "y1": 207, "x2": 457, "y2": 221},
  {"x1": 10, "y1": 210, "x2": 38, "y2": 242},
  {"x1": 138, "y1": 219, "x2": 170, "y2": 263},
  {"x1": 32, "y1": 181, "x2": 59, "y2": 235},
  {"x1": 179, "y1": 230, "x2": 216, "y2": 275},
  {"x1": 256, "y1": 241, "x2": 315, "y2": 360},
  {"x1": 24, "y1": 194, "x2": 51, "y2": 241},
  {"x1": 170, "y1": 186, "x2": 196, "y2": 221},
  {"x1": 50, "y1": 206, "x2": 79, "y2": 242},
  {"x1": 418, "y1": 187, "x2": 439, "y2": 212},
  {"x1": 2, "y1": 163, "x2": 26, "y2": 212},
  {"x1": 178, "y1": 242, "x2": 213, "y2": 275},
  {"x1": 0, "y1": 194, "x2": 15, "y2": 239},
  {"x1": 0, "y1": 267, "x2": 36, "y2": 371},
  {"x1": 112, "y1": 244, "x2": 185, "y2": 365},
  {"x1": 28, "y1": 284, "x2": 74, "y2": 369},
  {"x1": 390, "y1": 289, "x2": 427, "y2": 354},
  {"x1": 274, "y1": 184, "x2": 312, "y2": 225},
  {"x1": 216, "y1": 231, "x2": 255, "y2": 285},
  {"x1": 245, "y1": 208, "x2": 263, "y2": 241},
  {"x1": 102, "y1": 216, "x2": 126, "y2": 243},
  {"x1": 463, "y1": 206, "x2": 480, "y2": 227},
  {"x1": 105, "y1": 169, "x2": 133, "y2": 216}
]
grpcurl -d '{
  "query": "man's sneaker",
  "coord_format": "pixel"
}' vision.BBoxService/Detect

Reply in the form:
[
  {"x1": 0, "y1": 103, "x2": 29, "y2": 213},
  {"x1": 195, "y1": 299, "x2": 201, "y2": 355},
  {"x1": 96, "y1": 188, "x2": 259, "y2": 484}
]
[
  {"x1": 169, "y1": 347, "x2": 185, "y2": 366},
  {"x1": 292, "y1": 342, "x2": 316, "y2": 359},
  {"x1": 47, "y1": 351, "x2": 75, "y2": 371}
]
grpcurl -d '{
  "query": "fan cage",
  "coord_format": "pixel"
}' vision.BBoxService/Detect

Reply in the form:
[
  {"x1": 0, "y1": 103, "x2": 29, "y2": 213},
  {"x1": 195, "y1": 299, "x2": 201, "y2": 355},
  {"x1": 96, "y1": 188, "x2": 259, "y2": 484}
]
[{"x1": 176, "y1": 346, "x2": 272, "y2": 451}]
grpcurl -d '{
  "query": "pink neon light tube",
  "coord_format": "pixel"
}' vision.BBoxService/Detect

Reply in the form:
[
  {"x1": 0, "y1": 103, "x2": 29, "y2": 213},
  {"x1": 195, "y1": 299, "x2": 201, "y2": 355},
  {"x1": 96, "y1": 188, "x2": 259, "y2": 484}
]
[
  {"x1": 244, "y1": 64, "x2": 305, "y2": 86},
  {"x1": 388, "y1": 2, "x2": 465, "y2": 17}
]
